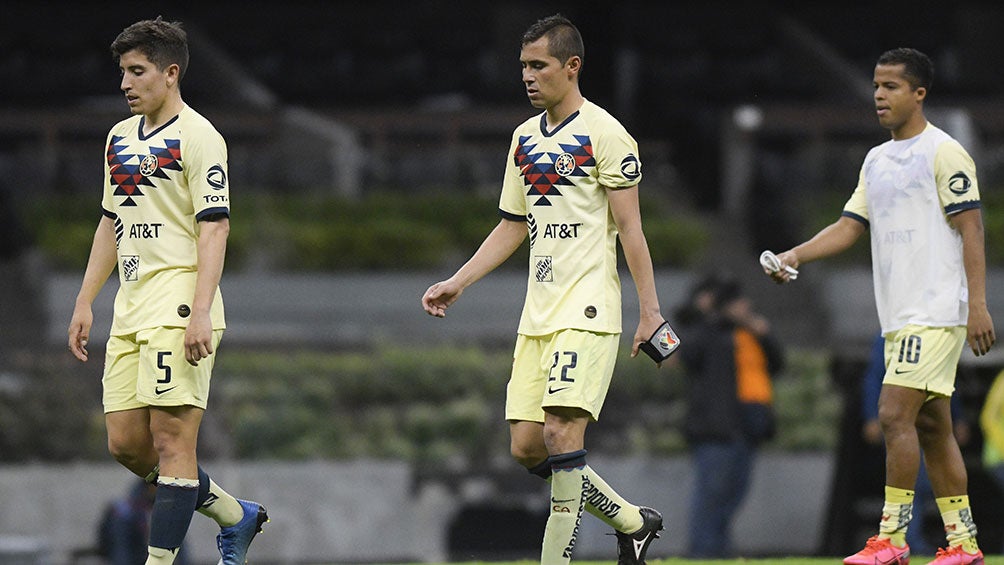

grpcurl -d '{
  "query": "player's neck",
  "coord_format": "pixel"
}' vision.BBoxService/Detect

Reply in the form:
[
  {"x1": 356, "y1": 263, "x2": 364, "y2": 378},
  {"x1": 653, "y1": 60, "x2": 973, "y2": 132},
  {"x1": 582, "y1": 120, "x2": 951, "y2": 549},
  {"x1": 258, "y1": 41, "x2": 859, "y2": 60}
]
[
  {"x1": 143, "y1": 95, "x2": 185, "y2": 133},
  {"x1": 545, "y1": 91, "x2": 585, "y2": 129},
  {"x1": 890, "y1": 113, "x2": 927, "y2": 141}
]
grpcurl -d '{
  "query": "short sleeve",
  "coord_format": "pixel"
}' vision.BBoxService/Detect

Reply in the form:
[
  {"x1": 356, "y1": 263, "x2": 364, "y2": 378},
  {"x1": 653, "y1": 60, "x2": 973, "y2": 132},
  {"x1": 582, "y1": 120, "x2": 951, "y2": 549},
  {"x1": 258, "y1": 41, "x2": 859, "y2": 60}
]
[
  {"x1": 101, "y1": 129, "x2": 116, "y2": 217},
  {"x1": 185, "y1": 127, "x2": 230, "y2": 221},
  {"x1": 499, "y1": 131, "x2": 528, "y2": 220},
  {"x1": 841, "y1": 164, "x2": 870, "y2": 226},
  {"x1": 595, "y1": 124, "x2": 642, "y2": 189},
  {"x1": 934, "y1": 140, "x2": 980, "y2": 216}
]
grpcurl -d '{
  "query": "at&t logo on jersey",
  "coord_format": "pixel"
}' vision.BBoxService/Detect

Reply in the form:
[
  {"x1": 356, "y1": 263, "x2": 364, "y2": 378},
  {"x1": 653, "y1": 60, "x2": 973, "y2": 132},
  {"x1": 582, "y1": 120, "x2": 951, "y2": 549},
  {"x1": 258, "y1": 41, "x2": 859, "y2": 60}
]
[
  {"x1": 543, "y1": 222, "x2": 582, "y2": 239},
  {"x1": 129, "y1": 223, "x2": 163, "y2": 239}
]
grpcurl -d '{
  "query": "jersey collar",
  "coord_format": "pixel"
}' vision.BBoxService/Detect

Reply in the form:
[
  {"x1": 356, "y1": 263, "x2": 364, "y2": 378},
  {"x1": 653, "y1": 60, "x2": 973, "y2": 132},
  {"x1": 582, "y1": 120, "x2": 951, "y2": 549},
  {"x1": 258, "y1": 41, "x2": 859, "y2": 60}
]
[
  {"x1": 538, "y1": 110, "x2": 580, "y2": 138},
  {"x1": 138, "y1": 112, "x2": 181, "y2": 141}
]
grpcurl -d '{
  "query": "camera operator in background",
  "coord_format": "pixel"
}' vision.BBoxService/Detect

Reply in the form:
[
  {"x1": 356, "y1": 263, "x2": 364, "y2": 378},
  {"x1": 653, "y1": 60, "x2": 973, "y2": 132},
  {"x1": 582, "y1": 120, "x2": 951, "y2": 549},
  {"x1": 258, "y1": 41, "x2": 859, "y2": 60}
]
[{"x1": 677, "y1": 276, "x2": 784, "y2": 558}]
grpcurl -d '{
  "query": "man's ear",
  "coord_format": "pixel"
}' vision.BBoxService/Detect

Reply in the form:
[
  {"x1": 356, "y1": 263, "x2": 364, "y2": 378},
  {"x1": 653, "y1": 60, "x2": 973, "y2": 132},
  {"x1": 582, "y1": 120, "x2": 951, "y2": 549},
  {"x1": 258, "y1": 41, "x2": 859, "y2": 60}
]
[
  {"x1": 566, "y1": 55, "x2": 581, "y2": 77},
  {"x1": 165, "y1": 63, "x2": 181, "y2": 87}
]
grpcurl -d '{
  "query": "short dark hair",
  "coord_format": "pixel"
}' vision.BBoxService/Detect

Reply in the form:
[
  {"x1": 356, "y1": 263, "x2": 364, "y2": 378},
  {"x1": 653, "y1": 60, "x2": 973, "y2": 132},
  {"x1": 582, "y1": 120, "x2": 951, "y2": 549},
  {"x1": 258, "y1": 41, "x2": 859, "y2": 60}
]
[
  {"x1": 110, "y1": 17, "x2": 189, "y2": 81},
  {"x1": 877, "y1": 48, "x2": 933, "y2": 91},
  {"x1": 521, "y1": 14, "x2": 584, "y2": 66}
]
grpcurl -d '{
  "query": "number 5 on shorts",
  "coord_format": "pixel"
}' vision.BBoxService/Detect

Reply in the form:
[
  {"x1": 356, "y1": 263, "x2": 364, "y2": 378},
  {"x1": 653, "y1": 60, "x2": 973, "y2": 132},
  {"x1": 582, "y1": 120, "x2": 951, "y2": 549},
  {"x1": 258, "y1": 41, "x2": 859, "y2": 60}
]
[{"x1": 157, "y1": 351, "x2": 172, "y2": 384}]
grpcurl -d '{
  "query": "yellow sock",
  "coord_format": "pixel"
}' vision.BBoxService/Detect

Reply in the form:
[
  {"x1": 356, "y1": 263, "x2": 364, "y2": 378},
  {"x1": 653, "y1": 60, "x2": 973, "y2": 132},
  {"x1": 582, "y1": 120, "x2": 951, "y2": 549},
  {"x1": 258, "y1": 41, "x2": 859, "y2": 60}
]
[
  {"x1": 541, "y1": 451, "x2": 589, "y2": 565},
  {"x1": 145, "y1": 545, "x2": 179, "y2": 565},
  {"x1": 542, "y1": 467, "x2": 585, "y2": 565},
  {"x1": 196, "y1": 476, "x2": 245, "y2": 527},
  {"x1": 935, "y1": 495, "x2": 979, "y2": 552},
  {"x1": 530, "y1": 460, "x2": 643, "y2": 534},
  {"x1": 878, "y1": 486, "x2": 914, "y2": 547},
  {"x1": 581, "y1": 465, "x2": 643, "y2": 534}
]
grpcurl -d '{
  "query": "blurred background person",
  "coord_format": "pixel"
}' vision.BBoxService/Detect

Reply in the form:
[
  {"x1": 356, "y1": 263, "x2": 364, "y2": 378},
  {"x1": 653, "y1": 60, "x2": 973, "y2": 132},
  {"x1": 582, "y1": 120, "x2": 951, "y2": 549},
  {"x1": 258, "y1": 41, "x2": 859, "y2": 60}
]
[
  {"x1": 672, "y1": 274, "x2": 721, "y2": 331},
  {"x1": 97, "y1": 479, "x2": 190, "y2": 565},
  {"x1": 979, "y1": 368, "x2": 1004, "y2": 554},
  {"x1": 677, "y1": 276, "x2": 784, "y2": 558}
]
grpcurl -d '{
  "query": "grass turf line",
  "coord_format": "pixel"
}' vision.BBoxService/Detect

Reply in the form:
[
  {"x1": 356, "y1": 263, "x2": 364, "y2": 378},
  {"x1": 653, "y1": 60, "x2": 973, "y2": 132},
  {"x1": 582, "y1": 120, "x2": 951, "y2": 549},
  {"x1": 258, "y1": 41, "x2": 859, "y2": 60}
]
[{"x1": 373, "y1": 558, "x2": 1004, "y2": 565}]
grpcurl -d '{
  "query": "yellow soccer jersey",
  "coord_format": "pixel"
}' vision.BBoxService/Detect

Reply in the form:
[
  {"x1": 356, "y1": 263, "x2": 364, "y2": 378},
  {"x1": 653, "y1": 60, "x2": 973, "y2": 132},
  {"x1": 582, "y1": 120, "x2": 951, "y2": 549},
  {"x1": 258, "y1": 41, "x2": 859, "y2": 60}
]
[
  {"x1": 101, "y1": 105, "x2": 229, "y2": 335},
  {"x1": 842, "y1": 123, "x2": 980, "y2": 333},
  {"x1": 499, "y1": 99, "x2": 642, "y2": 336}
]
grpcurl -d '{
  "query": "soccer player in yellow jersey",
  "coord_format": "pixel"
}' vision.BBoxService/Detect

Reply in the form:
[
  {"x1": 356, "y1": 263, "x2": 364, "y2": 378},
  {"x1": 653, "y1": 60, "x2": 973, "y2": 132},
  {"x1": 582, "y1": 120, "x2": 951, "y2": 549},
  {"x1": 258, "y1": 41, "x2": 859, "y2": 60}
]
[
  {"x1": 423, "y1": 14, "x2": 666, "y2": 565},
  {"x1": 67, "y1": 18, "x2": 266, "y2": 565},
  {"x1": 766, "y1": 48, "x2": 994, "y2": 565}
]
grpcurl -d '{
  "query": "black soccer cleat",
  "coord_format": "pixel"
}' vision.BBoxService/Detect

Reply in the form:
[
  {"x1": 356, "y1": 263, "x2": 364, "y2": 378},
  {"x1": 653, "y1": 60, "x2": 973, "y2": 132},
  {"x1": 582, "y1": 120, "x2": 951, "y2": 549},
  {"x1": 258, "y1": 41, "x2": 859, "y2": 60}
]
[{"x1": 614, "y1": 506, "x2": 663, "y2": 565}]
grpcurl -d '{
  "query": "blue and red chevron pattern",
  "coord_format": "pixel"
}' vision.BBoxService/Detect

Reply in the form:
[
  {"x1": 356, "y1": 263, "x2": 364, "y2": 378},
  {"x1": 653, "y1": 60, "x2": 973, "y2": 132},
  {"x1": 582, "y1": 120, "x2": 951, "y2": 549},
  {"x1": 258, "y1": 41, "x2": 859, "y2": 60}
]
[
  {"x1": 513, "y1": 134, "x2": 594, "y2": 206},
  {"x1": 107, "y1": 136, "x2": 182, "y2": 207}
]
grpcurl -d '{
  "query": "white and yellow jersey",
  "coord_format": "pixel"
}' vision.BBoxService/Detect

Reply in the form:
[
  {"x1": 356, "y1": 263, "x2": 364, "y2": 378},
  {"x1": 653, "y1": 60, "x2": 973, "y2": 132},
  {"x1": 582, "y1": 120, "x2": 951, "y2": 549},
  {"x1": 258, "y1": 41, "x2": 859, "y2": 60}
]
[
  {"x1": 101, "y1": 105, "x2": 229, "y2": 335},
  {"x1": 499, "y1": 99, "x2": 642, "y2": 336},
  {"x1": 842, "y1": 122, "x2": 980, "y2": 334}
]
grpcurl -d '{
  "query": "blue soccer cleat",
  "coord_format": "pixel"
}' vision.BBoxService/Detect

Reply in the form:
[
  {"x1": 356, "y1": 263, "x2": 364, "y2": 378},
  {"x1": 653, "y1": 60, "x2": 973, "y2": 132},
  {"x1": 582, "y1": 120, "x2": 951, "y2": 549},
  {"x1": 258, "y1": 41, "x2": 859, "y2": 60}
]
[{"x1": 216, "y1": 499, "x2": 268, "y2": 565}]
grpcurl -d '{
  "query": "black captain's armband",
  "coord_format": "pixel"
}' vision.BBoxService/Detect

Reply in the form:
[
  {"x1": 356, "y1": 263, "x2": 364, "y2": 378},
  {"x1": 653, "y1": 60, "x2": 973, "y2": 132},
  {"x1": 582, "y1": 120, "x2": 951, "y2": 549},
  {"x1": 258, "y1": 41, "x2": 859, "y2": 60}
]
[{"x1": 639, "y1": 321, "x2": 681, "y2": 363}]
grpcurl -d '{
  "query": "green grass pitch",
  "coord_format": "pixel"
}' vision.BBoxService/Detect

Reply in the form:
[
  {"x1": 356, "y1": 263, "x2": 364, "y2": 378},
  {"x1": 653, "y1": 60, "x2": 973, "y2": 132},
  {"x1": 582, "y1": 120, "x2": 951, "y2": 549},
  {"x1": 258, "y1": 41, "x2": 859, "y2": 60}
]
[{"x1": 353, "y1": 558, "x2": 1004, "y2": 565}]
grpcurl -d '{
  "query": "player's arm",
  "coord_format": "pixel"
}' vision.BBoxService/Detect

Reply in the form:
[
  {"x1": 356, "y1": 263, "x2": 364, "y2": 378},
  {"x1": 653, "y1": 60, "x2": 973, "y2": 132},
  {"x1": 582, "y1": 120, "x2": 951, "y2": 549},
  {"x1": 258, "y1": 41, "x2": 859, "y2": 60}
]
[
  {"x1": 185, "y1": 216, "x2": 229, "y2": 366},
  {"x1": 422, "y1": 217, "x2": 526, "y2": 318},
  {"x1": 69, "y1": 214, "x2": 118, "y2": 362},
  {"x1": 607, "y1": 185, "x2": 665, "y2": 358},
  {"x1": 769, "y1": 215, "x2": 866, "y2": 283},
  {"x1": 950, "y1": 208, "x2": 995, "y2": 355}
]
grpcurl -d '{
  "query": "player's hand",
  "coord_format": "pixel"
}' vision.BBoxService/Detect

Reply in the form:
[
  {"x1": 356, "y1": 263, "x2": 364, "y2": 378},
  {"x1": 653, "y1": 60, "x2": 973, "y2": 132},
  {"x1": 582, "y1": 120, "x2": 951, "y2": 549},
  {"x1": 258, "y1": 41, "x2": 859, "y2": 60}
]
[
  {"x1": 966, "y1": 305, "x2": 995, "y2": 356},
  {"x1": 68, "y1": 304, "x2": 93, "y2": 362},
  {"x1": 765, "y1": 251, "x2": 799, "y2": 284},
  {"x1": 184, "y1": 311, "x2": 214, "y2": 366},
  {"x1": 632, "y1": 314, "x2": 667, "y2": 366},
  {"x1": 422, "y1": 279, "x2": 463, "y2": 318}
]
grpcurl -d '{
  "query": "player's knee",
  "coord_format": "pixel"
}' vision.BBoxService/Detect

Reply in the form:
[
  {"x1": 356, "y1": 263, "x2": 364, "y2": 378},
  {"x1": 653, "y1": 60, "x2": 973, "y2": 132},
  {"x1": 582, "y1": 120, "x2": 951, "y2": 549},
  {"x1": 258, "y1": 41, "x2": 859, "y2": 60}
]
[
  {"x1": 510, "y1": 447, "x2": 536, "y2": 468},
  {"x1": 150, "y1": 430, "x2": 196, "y2": 459},
  {"x1": 877, "y1": 402, "x2": 913, "y2": 435},
  {"x1": 107, "y1": 434, "x2": 144, "y2": 468},
  {"x1": 510, "y1": 442, "x2": 547, "y2": 468},
  {"x1": 107, "y1": 437, "x2": 127, "y2": 461},
  {"x1": 916, "y1": 412, "x2": 950, "y2": 446}
]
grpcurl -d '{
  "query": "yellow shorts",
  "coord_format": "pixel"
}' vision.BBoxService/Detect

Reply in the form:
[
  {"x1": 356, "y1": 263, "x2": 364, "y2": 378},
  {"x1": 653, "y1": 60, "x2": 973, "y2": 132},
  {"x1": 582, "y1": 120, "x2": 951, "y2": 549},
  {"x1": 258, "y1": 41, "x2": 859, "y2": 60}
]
[
  {"x1": 103, "y1": 327, "x2": 223, "y2": 413},
  {"x1": 505, "y1": 329, "x2": 619, "y2": 423},
  {"x1": 883, "y1": 324, "x2": 966, "y2": 397}
]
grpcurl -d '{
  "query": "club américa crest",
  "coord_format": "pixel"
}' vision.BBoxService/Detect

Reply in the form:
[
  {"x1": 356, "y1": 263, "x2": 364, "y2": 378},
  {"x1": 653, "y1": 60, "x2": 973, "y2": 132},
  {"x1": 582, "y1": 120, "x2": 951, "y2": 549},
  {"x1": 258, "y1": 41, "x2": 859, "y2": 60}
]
[
  {"x1": 554, "y1": 152, "x2": 576, "y2": 177},
  {"x1": 139, "y1": 154, "x2": 159, "y2": 176}
]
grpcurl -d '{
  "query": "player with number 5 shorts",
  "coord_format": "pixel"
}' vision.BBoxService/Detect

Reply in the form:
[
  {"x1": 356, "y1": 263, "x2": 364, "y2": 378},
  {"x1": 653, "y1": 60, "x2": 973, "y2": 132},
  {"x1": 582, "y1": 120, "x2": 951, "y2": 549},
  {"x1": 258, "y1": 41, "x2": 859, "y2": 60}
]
[{"x1": 68, "y1": 18, "x2": 266, "y2": 565}]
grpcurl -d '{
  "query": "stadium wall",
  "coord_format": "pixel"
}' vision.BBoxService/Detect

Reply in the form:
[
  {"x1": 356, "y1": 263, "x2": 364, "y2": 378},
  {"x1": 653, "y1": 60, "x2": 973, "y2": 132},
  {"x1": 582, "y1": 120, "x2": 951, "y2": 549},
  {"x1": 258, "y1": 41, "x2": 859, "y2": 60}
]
[{"x1": 0, "y1": 454, "x2": 833, "y2": 564}]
